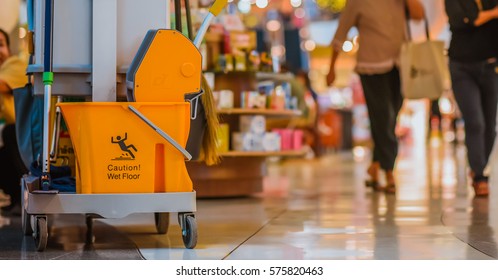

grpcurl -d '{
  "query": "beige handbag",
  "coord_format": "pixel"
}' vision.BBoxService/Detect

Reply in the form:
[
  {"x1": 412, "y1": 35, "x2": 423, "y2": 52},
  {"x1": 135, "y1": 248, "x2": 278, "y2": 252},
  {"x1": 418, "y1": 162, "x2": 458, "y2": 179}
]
[{"x1": 399, "y1": 17, "x2": 451, "y2": 100}]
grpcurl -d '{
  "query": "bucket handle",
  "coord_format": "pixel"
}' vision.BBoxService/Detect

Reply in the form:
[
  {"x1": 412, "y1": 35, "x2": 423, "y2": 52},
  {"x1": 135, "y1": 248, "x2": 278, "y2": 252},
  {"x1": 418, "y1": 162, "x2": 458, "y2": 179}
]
[
  {"x1": 128, "y1": 105, "x2": 192, "y2": 161},
  {"x1": 185, "y1": 90, "x2": 204, "y2": 120}
]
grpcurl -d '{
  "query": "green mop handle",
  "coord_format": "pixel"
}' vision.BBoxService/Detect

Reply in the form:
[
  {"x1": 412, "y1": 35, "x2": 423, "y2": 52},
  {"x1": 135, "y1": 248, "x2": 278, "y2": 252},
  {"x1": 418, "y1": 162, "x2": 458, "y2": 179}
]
[{"x1": 41, "y1": 0, "x2": 55, "y2": 190}]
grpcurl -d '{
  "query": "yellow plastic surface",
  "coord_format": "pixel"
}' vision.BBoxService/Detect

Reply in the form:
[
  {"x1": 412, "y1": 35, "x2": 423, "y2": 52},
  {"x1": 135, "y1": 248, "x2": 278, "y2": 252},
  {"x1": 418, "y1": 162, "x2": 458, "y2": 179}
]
[
  {"x1": 58, "y1": 102, "x2": 193, "y2": 194},
  {"x1": 209, "y1": 0, "x2": 228, "y2": 16},
  {"x1": 134, "y1": 30, "x2": 202, "y2": 102}
]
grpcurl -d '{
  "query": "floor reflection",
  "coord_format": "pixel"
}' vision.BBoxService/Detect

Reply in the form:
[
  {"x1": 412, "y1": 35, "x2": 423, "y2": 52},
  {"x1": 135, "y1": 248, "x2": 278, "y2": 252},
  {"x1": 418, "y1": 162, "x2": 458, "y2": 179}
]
[
  {"x1": 1, "y1": 139, "x2": 497, "y2": 259},
  {"x1": 468, "y1": 198, "x2": 497, "y2": 258},
  {"x1": 0, "y1": 214, "x2": 143, "y2": 260},
  {"x1": 371, "y1": 193, "x2": 399, "y2": 259},
  {"x1": 81, "y1": 141, "x2": 498, "y2": 259}
]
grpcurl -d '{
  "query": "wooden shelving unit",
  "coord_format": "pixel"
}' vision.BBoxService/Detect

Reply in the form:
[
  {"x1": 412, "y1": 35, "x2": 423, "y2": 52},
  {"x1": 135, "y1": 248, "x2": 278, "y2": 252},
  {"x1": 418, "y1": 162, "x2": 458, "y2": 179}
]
[
  {"x1": 219, "y1": 150, "x2": 307, "y2": 157},
  {"x1": 186, "y1": 71, "x2": 304, "y2": 198},
  {"x1": 217, "y1": 108, "x2": 302, "y2": 117}
]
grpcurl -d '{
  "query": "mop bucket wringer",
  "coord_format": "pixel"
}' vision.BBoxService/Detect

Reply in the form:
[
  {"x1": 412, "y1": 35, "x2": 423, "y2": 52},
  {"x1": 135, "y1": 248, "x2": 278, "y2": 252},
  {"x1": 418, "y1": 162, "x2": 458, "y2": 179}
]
[{"x1": 58, "y1": 29, "x2": 204, "y2": 194}]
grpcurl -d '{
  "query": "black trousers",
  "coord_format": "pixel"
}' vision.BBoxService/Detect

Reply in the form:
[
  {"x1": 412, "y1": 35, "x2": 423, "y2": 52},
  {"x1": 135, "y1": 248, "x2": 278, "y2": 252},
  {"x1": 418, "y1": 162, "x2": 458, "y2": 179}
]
[
  {"x1": 360, "y1": 68, "x2": 403, "y2": 171},
  {"x1": 0, "y1": 124, "x2": 28, "y2": 205},
  {"x1": 449, "y1": 59, "x2": 498, "y2": 179}
]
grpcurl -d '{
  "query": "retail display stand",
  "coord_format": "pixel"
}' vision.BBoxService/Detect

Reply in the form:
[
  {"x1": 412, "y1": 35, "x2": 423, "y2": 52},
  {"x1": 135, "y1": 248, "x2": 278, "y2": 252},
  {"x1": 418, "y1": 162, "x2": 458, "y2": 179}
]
[
  {"x1": 21, "y1": 0, "x2": 226, "y2": 251},
  {"x1": 187, "y1": 71, "x2": 306, "y2": 197}
]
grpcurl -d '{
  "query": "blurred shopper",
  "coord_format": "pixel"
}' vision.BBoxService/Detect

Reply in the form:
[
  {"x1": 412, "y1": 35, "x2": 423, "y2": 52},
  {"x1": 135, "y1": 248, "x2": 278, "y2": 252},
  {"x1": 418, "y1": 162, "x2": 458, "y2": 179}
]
[
  {"x1": 445, "y1": 1, "x2": 498, "y2": 197},
  {"x1": 294, "y1": 70, "x2": 321, "y2": 156},
  {"x1": 0, "y1": 28, "x2": 28, "y2": 214},
  {"x1": 326, "y1": 0, "x2": 424, "y2": 194}
]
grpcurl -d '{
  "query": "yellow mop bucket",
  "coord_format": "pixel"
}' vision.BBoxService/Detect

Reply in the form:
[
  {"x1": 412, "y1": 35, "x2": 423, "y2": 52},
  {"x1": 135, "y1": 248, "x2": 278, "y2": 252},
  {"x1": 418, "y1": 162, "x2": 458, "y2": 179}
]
[{"x1": 58, "y1": 102, "x2": 193, "y2": 194}]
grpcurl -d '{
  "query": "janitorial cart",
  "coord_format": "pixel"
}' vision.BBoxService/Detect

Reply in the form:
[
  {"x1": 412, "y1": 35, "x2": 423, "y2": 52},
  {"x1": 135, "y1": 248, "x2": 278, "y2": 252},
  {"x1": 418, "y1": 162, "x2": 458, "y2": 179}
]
[{"x1": 20, "y1": 0, "x2": 226, "y2": 251}]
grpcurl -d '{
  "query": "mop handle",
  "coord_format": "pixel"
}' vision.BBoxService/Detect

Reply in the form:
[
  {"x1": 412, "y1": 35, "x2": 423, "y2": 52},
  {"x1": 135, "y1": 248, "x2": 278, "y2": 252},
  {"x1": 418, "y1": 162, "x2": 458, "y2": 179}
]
[
  {"x1": 41, "y1": 0, "x2": 55, "y2": 190},
  {"x1": 193, "y1": 0, "x2": 228, "y2": 48},
  {"x1": 27, "y1": 0, "x2": 34, "y2": 31},
  {"x1": 184, "y1": 0, "x2": 193, "y2": 40},
  {"x1": 174, "y1": 0, "x2": 182, "y2": 32},
  {"x1": 43, "y1": 0, "x2": 54, "y2": 74},
  {"x1": 208, "y1": 0, "x2": 227, "y2": 17}
]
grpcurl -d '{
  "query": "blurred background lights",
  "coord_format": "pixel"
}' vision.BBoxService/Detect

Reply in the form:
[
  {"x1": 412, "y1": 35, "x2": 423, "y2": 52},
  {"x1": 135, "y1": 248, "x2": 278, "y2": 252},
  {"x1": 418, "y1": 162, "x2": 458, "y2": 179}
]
[
  {"x1": 290, "y1": 0, "x2": 302, "y2": 7},
  {"x1": 266, "y1": 19, "x2": 281, "y2": 32},
  {"x1": 304, "y1": 40, "x2": 316, "y2": 51},
  {"x1": 353, "y1": 146, "x2": 366, "y2": 162},
  {"x1": 19, "y1": 27, "x2": 27, "y2": 39},
  {"x1": 352, "y1": 35, "x2": 359, "y2": 45},
  {"x1": 255, "y1": 0, "x2": 268, "y2": 8},
  {"x1": 299, "y1": 28, "x2": 309, "y2": 38},
  {"x1": 439, "y1": 97, "x2": 454, "y2": 115},
  {"x1": 342, "y1": 41, "x2": 353, "y2": 52},
  {"x1": 316, "y1": 0, "x2": 346, "y2": 12},
  {"x1": 294, "y1": 8, "x2": 306, "y2": 18},
  {"x1": 244, "y1": 14, "x2": 260, "y2": 28},
  {"x1": 271, "y1": 45, "x2": 286, "y2": 57},
  {"x1": 238, "y1": 0, "x2": 252, "y2": 13}
]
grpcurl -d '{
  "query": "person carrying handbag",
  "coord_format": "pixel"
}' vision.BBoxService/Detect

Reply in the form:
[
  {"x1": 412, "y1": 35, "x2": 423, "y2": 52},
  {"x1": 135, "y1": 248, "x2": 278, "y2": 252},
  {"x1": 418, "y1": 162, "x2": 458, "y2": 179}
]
[
  {"x1": 326, "y1": 0, "x2": 424, "y2": 194},
  {"x1": 445, "y1": 0, "x2": 498, "y2": 197}
]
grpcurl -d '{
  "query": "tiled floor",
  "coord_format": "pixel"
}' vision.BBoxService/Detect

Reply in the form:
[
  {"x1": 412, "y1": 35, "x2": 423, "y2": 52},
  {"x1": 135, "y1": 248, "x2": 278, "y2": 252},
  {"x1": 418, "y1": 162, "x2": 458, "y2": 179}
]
[{"x1": 1, "y1": 140, "x2": 497, "y2": 259}]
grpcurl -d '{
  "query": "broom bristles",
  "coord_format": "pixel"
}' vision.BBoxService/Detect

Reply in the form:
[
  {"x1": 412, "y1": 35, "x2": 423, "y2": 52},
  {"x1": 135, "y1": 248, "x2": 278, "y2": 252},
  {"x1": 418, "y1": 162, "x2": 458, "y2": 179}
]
[{"x1": 198, "y1": 75, "x2": 221, "y2": 166}]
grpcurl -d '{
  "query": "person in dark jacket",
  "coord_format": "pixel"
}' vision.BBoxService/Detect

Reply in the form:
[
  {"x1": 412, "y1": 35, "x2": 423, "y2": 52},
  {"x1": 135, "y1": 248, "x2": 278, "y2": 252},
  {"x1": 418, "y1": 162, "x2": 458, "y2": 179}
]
[{"x1": 445, "y1": 0, "x2": 498, "y2": 196}]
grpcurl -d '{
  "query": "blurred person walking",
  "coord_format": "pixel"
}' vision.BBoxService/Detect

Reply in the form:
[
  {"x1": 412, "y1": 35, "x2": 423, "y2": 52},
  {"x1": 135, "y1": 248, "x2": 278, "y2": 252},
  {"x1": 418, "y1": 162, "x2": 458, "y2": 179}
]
[
  {"x1": 294, "y1": 70, "x2": 321, "y2": 157},
  {"x1": 445, "y1": 0, "x2": 498, "y2": 197},
  {"x1": 0, "y1": 28, "x2": 28, "y2": 214},
  {"x1": 326, "y1": 0, "x2": 424, "y2": 194}
]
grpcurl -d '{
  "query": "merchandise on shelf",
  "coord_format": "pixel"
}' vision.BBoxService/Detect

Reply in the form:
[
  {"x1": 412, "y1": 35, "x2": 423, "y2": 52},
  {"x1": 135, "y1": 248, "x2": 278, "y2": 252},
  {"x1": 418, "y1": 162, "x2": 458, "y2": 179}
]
[
  {"x1": 262, "y1": 132, "x2": 281, "y2": 152},
  {"x1": 215, "y1": 123, "x2": 230, "y2": 153},
  {"x1": 248, "y1": 50, "x2": 261, "y2": 71},
  {"x1": 293, "y1": 130, "x2": 304, "y2": 150},
  {"x1": 214, "y1": 77, "x2": 297, "y2": 111},
  {"x1": 269, "y1": 85, "x2": 286, "y2": 110},
  {"x1": 213, "y1": 89, "x2": 234, "y2": 109},
  {"x1": 256, "y1": 81, "x2": 288, "y2": 110},
  {"x1": 260, "y1": 52, "x2": 273, "y2": 72},
  {"x1": 234, "y1": 54, "x2": 247, "y2": 71},
  {"x1": 272, "y1": 128, "x2": 303, "y2": 151},
  {"x1": 240, "y1": 115, "x2": 266, "y2": 134},
  {"x1": 241, "y1": 91, "x2": 266, "y2": 109},
  {"x1": 204, "y1": 24, "x2": 283, "y2": 74},
  {"x1": 231, "y1": 131, "x2": 283, "y2": 152}
]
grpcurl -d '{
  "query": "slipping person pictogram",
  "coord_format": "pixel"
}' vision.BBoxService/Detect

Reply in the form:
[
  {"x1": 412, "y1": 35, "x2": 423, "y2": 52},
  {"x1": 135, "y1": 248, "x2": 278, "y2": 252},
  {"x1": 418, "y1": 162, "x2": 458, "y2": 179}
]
[{"x1": 111, "y1": 133, "x2": 138, "y2": 160}]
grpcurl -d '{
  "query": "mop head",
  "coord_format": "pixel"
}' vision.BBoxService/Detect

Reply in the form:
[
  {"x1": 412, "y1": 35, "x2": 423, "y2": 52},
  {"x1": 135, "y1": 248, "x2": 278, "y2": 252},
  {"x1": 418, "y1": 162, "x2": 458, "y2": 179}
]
[{"x1": 198, "y1": 75, "x2": 221, "y2": 166}]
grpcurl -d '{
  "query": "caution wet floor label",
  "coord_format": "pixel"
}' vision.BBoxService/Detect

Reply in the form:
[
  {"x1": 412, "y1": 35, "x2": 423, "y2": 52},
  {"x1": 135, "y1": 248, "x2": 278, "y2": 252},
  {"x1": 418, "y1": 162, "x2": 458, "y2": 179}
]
[
  {"x1": 108, "y1": 133, "x2": 141, "y2": 180},
  {"x1": 107, "y1": 164, "x2": 141, "y2": 180}
]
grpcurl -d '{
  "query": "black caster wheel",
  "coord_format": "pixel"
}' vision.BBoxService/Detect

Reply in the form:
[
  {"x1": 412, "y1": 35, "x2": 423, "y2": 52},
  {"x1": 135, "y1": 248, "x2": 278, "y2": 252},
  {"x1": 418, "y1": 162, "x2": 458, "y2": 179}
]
[
  {"x1": 182, "y1": 215, "x2": 197, "y2": 249},
  {"x1": 33, "y1": 216, "x2": 48, "y2": 252},
  {"x1": 154, "y1": 213, "x2": 170, "y2": 234},
  {"x1": 86, "y1": 214, "x2": 95, "y2": 244}
]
